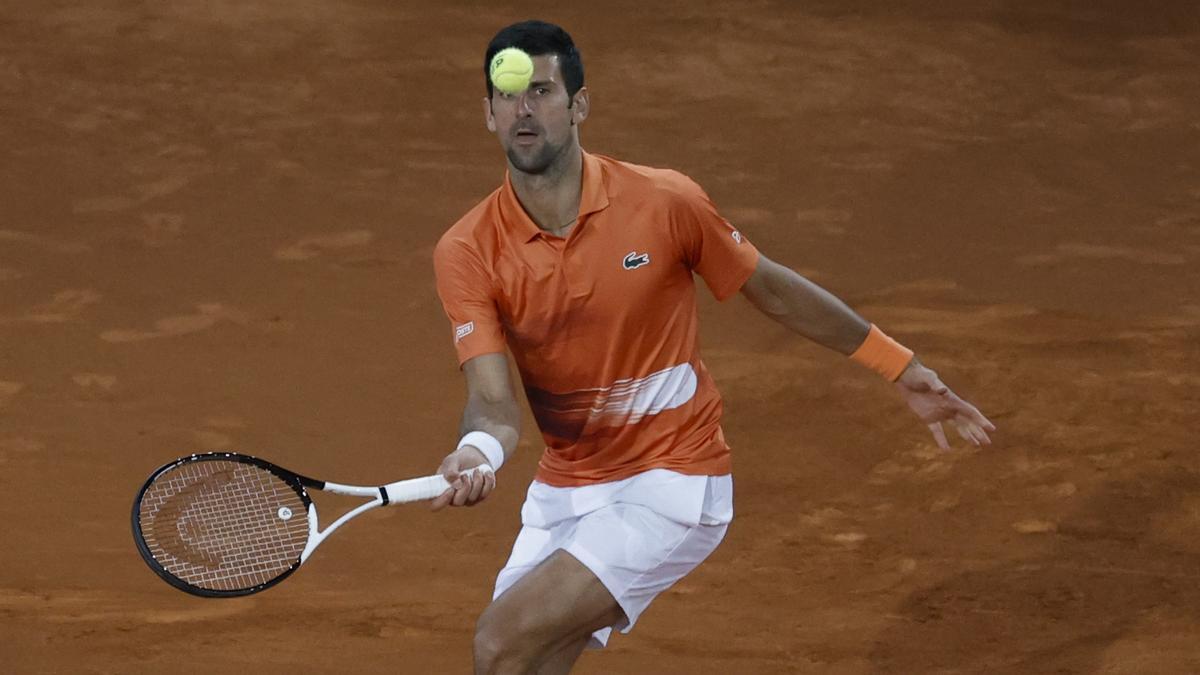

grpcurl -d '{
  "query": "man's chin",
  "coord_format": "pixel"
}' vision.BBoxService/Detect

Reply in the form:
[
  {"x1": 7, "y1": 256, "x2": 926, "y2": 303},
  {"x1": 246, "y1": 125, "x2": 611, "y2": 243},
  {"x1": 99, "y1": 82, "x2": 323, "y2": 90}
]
[
  {"x1": 506, "y1": 143, "x2": 563, "y2": 175},
  {"x1": 507, "y1": 152, "x2": 552, "y2": 175}
]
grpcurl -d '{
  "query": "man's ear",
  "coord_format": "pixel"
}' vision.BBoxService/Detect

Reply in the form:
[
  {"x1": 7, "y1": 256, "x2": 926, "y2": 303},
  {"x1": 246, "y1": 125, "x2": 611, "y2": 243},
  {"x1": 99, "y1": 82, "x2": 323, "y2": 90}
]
[
  {"x1": 569, "y1": 86, "x2": 590, "y2": 127},
  {"x1": 483, "y1": 96, "x2": 497, "y2": 132}
]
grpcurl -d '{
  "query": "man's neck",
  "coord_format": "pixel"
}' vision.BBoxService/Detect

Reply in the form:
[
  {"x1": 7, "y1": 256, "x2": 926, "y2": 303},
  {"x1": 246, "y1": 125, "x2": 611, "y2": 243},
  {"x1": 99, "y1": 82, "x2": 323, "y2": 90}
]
[{"x1": 509, "y1": 144, "x2": 584, "y2": 238}]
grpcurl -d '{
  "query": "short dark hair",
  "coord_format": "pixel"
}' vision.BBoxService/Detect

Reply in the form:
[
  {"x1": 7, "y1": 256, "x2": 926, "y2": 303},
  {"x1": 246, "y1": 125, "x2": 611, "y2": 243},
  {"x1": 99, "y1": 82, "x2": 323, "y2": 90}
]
[{"x1": 484, "y1": 20, "x2": 584, "y2": 102}]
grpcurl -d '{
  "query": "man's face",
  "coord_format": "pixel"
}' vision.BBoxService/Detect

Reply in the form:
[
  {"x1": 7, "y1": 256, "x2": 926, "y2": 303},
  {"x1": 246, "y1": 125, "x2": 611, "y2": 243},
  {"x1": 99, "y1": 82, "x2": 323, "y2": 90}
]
[{"x1": 484, "y1": 53, "x2": 588, "y2": 175}]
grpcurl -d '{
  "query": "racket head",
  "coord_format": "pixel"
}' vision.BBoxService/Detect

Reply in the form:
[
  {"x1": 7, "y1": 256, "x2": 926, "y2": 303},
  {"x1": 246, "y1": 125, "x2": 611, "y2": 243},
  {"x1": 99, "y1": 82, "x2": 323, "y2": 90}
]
[{"x1": 131, "y1": 452, "x2": 314, "y2": 598}]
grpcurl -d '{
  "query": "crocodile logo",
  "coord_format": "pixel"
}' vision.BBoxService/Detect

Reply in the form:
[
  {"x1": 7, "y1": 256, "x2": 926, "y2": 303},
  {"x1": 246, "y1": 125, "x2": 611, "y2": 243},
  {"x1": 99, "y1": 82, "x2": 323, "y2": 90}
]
[{"x1": 623, "y1": 251, "x2": 650, "y2": 270}]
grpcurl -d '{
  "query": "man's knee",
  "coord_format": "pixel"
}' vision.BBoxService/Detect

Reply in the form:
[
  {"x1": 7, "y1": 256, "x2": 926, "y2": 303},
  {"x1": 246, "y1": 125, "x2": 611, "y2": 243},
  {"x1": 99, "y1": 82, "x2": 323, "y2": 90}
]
[{"x1": 473, "y1": 604, "x2": 539, "y2": 674}]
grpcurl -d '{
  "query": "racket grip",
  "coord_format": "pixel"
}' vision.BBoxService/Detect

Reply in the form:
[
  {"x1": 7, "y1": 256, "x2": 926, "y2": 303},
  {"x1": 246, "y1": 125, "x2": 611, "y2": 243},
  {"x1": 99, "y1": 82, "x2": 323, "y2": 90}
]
[
  {"x1": 382, "y1": 475, "x2": 452, "y2": 504},
  {"x1": 382, "y1": 466, "x2": 494, "y2": 504}
]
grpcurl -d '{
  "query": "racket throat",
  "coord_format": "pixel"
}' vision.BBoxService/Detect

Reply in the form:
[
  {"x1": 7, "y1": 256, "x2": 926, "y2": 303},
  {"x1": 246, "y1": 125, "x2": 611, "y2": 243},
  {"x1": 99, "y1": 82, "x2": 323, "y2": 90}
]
[
  {"x1": 299, "y1": 498, "x2": 383, "y2": 564},
  {"x1": 299, "y1": 506, "x2": 322, "y2": 563}
]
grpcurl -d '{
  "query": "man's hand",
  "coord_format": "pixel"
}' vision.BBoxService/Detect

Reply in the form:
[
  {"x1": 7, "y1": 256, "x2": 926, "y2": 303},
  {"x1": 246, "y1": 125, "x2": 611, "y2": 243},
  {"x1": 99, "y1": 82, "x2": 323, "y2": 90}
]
[
  {"x1": 430, "y1": 445, "x2": 497, "y2": 511},
  {"x1": 895, "y1": 361, "x2": 996, "y2": 450}
]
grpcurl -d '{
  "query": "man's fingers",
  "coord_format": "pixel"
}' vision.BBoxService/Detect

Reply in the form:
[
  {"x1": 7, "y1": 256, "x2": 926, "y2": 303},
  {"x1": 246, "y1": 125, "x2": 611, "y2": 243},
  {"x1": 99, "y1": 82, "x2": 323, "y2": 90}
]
[
  {"x1": 466, "y1": 470, "x2": 486, "y2": 503},
  {"x1": 957, "y1": 422, "x2": 986, "y2": 447},
  {"x1": 929, "y1": 422, "x2": 950, "y2": 450},
  {"x1": 471, "y1": 467, "x2": 497, "y2": 505},
  {"x1": 451, "y1": 472, "x2": 475, "y2": 507},
  {"x1": 947, "y1": 394, "x2": 995, "y2": 432},
  {"x1": 463, "y1": 468, "x2": 492, "y2": 504},
  {"x1": 430, "y1": 487, "x2": 454, "y2": 512},
  {"x1": 961, "y1": 403, "x2": 992, "y2": 428},
  {"x1": 970, "y1": 422, "x2": 992, "y2": 445},
  {"x1": 434, "y1": 464, "x2": 461, "y2": 509},
  {"x1": 430, "y1": 465, "x2": 496, "y2": 510}
]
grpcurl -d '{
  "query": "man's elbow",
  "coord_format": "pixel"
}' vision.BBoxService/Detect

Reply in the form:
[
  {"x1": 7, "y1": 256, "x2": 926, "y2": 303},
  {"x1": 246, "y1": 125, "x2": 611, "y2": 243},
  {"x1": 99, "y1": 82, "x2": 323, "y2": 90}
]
[{"x1": 740, "y1": 260, "x2": 793, "y2": 319}]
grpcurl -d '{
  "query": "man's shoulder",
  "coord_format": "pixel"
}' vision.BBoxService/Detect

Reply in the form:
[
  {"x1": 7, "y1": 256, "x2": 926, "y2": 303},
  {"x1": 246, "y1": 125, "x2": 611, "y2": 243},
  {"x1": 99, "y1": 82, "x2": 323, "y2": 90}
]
[
  {"x1": 437, "y1": 187, "x2": 503, "y2": 255},
  {"x1": 594, "y1": 154, "x2": 708, "y2": 204}
]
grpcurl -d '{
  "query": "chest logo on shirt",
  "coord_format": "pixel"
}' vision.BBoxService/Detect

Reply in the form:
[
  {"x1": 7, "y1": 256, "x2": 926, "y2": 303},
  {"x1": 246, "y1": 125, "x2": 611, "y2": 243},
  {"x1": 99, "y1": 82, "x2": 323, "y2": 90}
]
[{"x1": 622, "y1": 251, "x2": 651, "y2": 270}]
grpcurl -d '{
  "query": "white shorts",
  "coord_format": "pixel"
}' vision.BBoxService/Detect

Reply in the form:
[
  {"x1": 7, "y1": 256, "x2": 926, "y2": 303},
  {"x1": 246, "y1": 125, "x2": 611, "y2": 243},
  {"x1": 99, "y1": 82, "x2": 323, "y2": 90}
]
[{"x1": 492, "y1": 473, "x2": 732, "y2": 649}]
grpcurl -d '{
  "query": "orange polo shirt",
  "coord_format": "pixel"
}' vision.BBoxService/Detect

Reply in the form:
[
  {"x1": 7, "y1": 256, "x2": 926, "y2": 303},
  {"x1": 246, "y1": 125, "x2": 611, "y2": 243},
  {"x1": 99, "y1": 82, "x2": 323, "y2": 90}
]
[{"x1": 434, "y1": 152, "x2": 759, "y2": 487}]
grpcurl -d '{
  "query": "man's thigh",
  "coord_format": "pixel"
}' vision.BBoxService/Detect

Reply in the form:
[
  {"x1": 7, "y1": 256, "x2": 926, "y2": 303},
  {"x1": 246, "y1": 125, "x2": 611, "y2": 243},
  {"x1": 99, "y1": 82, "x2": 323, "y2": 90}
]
[
  {"x1": 491, "y1": 503, "x2": 729, "y2": 648},
  {"x1": 479, "y1": 548, "x2": 624, "y2": 664}
]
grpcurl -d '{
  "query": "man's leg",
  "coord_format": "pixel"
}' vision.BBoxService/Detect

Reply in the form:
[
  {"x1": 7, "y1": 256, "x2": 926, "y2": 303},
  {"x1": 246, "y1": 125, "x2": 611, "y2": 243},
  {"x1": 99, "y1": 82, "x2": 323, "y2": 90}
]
[
  {"x1": 534, "y1": 636, "x2": 590, "y2": 675},
  {"x1": 474, "y1": 549, "x2": 622, "y2": 675}
]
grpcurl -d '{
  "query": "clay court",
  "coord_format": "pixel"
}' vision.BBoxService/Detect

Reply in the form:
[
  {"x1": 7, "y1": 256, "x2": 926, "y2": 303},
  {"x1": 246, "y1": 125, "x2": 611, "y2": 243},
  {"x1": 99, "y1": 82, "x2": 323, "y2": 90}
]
[{"x1": 2, "y1": 1, "x2": 1199, "y2": 672}]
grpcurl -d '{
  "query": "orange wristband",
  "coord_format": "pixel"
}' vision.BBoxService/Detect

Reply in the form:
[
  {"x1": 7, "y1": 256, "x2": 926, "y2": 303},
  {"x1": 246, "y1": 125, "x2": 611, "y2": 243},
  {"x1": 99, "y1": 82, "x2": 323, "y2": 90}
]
[{"x1": 849, "y1": 324, "x2": 914, "y2": 381}]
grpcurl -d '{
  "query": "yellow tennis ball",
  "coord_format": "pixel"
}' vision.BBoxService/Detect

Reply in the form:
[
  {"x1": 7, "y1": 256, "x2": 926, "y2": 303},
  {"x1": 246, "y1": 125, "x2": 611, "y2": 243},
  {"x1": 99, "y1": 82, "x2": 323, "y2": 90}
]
[{"x1": 489, "y1": 47, "x2": 534, "y2": 95}]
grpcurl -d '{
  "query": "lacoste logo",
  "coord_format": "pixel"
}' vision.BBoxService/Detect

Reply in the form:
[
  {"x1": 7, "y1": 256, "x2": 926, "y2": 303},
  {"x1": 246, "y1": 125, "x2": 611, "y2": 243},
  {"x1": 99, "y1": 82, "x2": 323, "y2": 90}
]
[
  {"x1": 454, "y1": 321, "x2": 475, "y2": 343},
  {"x1": 623, "y1": 251, "x2": 650, "y2": 270}
]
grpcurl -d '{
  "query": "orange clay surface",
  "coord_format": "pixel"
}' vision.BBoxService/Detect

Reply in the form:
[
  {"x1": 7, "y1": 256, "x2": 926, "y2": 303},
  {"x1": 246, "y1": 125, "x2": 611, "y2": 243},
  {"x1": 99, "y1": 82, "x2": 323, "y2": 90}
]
[{"x1": 2, "y1": 2, "x2": 1199, "y2": 673}]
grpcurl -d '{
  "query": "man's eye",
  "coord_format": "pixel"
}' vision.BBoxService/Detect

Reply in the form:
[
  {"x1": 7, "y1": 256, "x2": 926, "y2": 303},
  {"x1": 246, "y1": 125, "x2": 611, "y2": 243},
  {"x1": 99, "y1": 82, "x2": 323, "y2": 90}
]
[{"x1": 536, "y1": 87, "x2": 549, "y2": 95}]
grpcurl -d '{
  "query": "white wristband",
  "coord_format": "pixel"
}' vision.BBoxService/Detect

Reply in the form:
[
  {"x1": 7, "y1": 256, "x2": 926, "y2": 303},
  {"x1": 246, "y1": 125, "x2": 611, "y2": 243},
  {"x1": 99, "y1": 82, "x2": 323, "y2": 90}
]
[{"x1": 457, "y1": 431, "x2": 505, "y2": 471}]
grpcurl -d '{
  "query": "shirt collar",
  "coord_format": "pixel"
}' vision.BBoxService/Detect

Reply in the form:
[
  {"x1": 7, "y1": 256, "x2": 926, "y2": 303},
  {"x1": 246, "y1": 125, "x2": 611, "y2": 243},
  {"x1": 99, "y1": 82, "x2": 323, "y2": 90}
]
[{"x1": 498, "y1": 150, "x2": 610, "y2": 243}]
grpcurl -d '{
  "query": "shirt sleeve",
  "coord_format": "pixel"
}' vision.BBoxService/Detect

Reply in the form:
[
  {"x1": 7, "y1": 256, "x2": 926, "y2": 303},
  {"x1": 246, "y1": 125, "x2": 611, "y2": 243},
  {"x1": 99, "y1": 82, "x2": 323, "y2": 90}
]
[
  {"x1": 433, "y1": 234, "x2": 507, "y2": 365},
  {"x1": 669, "y1": 175, "x2": 760, "y2": 301}
]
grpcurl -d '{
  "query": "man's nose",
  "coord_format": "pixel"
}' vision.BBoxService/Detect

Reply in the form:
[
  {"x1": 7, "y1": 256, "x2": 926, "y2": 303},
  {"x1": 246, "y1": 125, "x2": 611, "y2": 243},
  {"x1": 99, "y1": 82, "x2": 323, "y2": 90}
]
[{"x1": 516, "y1": 92, "x2": 535, "y2": 116}]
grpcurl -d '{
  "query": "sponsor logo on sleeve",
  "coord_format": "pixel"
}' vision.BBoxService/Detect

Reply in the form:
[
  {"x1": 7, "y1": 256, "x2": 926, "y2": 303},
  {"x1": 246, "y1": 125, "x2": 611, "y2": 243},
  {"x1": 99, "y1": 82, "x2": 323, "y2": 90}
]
[
  {"x1": 731, "y1": 230, "x2": 743, "y2": 244},
  {"x1": 454, "y1": 321, "x2": 475, "y2": 343},
  {"x1": 622, "y1": 251, "x2": 651, "y2": 270}
]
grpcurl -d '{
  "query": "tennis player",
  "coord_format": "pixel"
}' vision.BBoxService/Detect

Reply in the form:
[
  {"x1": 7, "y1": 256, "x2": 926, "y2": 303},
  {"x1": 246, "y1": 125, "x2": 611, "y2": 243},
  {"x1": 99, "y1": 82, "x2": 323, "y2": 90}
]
[{"x1": 430, "y1": 20, "x2": 995, "y2": 674}]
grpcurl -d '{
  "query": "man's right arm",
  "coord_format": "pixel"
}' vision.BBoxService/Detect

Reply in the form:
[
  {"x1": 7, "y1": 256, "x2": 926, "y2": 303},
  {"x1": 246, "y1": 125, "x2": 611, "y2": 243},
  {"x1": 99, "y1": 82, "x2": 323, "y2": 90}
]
[
  {"x1": 430, "y1": 353, "x2": 521, "y2": 511},
  {"x1": 459, "y1": 353, "x2": 521, "y2": 463}
]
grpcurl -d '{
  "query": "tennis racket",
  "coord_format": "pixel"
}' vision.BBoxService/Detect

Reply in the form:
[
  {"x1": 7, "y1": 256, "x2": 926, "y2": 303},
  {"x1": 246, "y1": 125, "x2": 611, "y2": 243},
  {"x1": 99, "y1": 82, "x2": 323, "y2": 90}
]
[{"x1": 131, "y1": 451, "x2": 485, "y2": 597}]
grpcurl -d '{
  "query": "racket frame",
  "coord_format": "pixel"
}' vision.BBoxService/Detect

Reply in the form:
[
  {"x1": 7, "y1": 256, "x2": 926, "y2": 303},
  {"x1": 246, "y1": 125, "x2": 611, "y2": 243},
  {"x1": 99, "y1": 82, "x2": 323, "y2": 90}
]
[
  {"x1": 131, "y1": 452, "x2": 460, "y2": 598},
  {"x1": 132, "y1": 452, "x2": 317, "y2": 597}
]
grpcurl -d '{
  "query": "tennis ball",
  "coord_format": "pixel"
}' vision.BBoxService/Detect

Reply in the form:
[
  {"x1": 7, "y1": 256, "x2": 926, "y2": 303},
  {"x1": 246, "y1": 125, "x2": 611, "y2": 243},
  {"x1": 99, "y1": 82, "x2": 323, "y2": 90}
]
[{"x1": 490, "y1": 47, "x2": 534, "y2": 95}]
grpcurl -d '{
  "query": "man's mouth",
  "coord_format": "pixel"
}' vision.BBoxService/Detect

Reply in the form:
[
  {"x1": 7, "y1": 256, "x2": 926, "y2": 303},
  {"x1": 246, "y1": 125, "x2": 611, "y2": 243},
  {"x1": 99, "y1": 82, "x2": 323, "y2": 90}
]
[{"x1": 513, "y1": 128, "x2": 540, "y2": 146}]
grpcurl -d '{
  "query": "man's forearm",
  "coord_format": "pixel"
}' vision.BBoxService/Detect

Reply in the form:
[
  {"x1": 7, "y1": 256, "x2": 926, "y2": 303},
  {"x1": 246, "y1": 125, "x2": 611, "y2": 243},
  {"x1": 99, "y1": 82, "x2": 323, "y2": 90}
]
[
  {"x1": 460, "y1": 392, "x2": 521, "y2": 459},
  {"x1": 746, "y1": 257, "x2": 871, "y2": 355}
]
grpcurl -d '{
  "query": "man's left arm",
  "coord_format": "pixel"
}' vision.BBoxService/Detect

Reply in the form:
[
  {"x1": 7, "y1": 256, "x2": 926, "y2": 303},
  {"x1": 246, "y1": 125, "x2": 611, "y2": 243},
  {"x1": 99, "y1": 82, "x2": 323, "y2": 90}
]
[{"x1": 740, "y1": 254, "x2": 996, "y2": 449}]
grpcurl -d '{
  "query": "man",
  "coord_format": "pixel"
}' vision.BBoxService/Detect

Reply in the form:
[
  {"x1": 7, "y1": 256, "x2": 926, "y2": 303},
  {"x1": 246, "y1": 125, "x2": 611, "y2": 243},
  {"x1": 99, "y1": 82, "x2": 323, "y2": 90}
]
[{"x1": 430, "y1": 20, "x2": 994, "y2": 675}]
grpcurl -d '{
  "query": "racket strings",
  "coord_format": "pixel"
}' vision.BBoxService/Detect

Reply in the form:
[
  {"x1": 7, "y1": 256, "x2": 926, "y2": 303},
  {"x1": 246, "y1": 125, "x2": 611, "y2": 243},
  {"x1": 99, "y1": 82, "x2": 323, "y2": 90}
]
[{"x1": 137, "y1": 460, "x2": 309, "y2": 592}]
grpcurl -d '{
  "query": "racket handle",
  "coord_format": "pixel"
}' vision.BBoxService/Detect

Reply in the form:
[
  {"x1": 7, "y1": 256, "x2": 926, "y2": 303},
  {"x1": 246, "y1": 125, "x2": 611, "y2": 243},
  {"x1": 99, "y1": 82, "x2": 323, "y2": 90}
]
[
  {"x1": 381, "y1": 466, "x2": 493, "y2": 504},
  {"x1": 382, "y1": 475, "x2": 451, "y2": 503}
]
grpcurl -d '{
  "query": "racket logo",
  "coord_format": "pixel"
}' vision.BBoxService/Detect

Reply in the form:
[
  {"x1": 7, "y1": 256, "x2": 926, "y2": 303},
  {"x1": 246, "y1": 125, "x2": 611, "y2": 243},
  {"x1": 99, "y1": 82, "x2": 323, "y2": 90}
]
[{"x1": 277, "y1": 506, "x2": 294, "y2": 520}]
